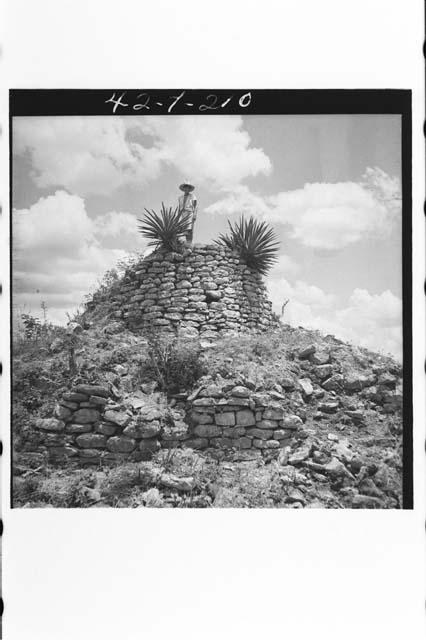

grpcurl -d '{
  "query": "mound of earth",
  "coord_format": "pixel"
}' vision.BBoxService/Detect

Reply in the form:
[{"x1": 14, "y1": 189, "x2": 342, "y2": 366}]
[{"x1": 12, "y1": 319, "x2": 403, "y2": 508}]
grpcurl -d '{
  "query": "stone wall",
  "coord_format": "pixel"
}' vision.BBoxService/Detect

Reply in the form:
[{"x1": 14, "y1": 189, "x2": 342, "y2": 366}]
[
  {"x1": 35, "y1": 381, "x2": 303, "y2": 465},
  {"x1": 91, "y1": 244, "x2": 276, "y2": 337}
]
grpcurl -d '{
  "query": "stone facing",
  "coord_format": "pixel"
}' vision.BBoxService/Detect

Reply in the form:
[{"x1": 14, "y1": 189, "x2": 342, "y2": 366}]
[
  {"x1": 90, "y1": 244, "x2": 276, "y2": 336},
  {"x1": 35, "y1": 383, "x2": 302, "y2": 464}
]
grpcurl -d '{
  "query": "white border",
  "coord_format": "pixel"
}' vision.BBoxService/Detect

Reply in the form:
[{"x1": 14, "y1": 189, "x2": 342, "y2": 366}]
[{"x1": 1, "y1": 2, "x2": 425, "y2": 639}]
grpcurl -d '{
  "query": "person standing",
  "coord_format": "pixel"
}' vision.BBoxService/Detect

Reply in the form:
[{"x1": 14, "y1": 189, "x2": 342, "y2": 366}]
[{"x1": 178, "y1": 182, "x2": 198, "y2": 243}]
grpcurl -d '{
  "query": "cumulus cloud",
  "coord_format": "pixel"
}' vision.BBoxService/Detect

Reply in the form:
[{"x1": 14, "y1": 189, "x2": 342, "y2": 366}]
[
  {"x1": 13, "y1": 191, "x2": 143, "y2": 323},
  {"x1": 206, "y1": 168, "x2": 400, "y2": 250},
  {"x1": 13, "y1": 115, "x2": 271, "y2": 196},
  {"x1": 267, "y1": 276, "x2": 402, "y2": 359}
]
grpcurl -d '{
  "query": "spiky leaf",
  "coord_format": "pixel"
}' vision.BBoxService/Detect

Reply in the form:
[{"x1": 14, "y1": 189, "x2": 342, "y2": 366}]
[
  {"x1": 138, "y1": 203, "x2": 192, "y2": 252},
  {"x1": 215, "y1": 216, "x2": 280, "y2": 275}
]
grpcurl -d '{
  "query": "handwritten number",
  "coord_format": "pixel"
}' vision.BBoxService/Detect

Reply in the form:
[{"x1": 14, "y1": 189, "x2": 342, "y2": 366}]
[
  {"x1": 133, "y1": 93, "x2": 151, "y2": 111},
  {"x1": 221, "y1": 96, "x2": 233, "y2": 108},
  {"x1": 239, "y1": 92, "x2": 252, "y2": 108},
  {"x1": 105, "y1": 91, "x2": 129, "y2": 113},
  {"x1": 199, "y1": 94, "x2": 220, "y2": 111},
  {"x1": 168, "y1": 91, "x2": 185, "y2": 113}
]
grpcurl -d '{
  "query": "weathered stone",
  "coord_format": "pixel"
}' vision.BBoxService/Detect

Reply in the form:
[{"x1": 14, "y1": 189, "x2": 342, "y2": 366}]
[
  {"x1": 215, "y1": 412, "x2": 236, "y2": 426},
  {"x1": 123, "y1": 420, "x2": 161, "y2": 439},
  {"x1": 60, "y1": 400, "x2": 79, "y2": 410},
  {"x1": 298, "y1": 344, "x2": 316, "y2": 359},
  {"x1": 246, "y1": 427, "x2": 273, "y2": 439},
  {"x1": 298, "y1": 378, "x2": 313, "y2": 396},
  {"x1": 236, "y1": 409, "x2": 256, "y2": 426},
  {"x1": 185, "y1": 437, "x2": 208, "y2": 449},
  {"x1": 76, "y1": 434, "x2": 107, "y2": 449},
  {"x1": 282, "y1": 415, "x2": 303, "y2": 430},
  {"x1": 107, "y1": 436, "x2": 136, "y2": 453},
  {"x1": 96, "y1": 422, "x2": 117, "y2": 436},
  {"x1": 193, "y1": 424, "x2": 222, "y2": 438},
  {"x1": 322, "y1": 374, "x2": 344, "y2": 391},
  {"x1": 253, "y1": 438, "x2": 280, "y2": 449},
  {"x1": 62, "y1": 392, "x2": 88, "y2": 402},
  {"x1": 74, "y1": 384, "x2": 110, "y2": 398},
  {"x1": 318, "y1": 402, "x2": 339, "y2": 413},
  {"x1": 230, "y1": 385, "x2": 250, "y2": 398},
  {"x1": 263, "y1": 407, "x2": 285, "y2": 420},
  {"x1": 138, "y1": 439, "x2": 160, "y2": 453},
  {"x1": 73, "y1": 408, "x2": 101, "y2": 424},
  {"x1": 103, "y1": 410, "x2": 130, "y2": 427},
  {"x1": 314, "y1": 364, "x2": 334, "y2": 379},
  {"x1": 89, "y1": 395, "x2": 108, "y2": 406},
  {"x1": 55, "y1": 404, "x2": 72, "y2": 421},
  {"x1": 65, "y1": 423, "x2": 93, "y2": 434}
]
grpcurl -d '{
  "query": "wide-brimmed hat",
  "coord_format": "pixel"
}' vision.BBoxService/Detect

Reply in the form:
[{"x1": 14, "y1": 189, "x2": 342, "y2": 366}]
[{"x1": 179, "y1": 182, "x2": 195, "y2": 192}]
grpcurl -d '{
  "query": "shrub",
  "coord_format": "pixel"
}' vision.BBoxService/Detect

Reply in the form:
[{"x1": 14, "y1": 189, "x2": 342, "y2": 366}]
[
  {"x1": 142, "y1": 333, "x2": 207, "y2": 395},
  {"x1": 215, "y1": 216, "x2": 280, "y2": 275},
  {"x1": 138, "y1": 203, "x2": 192, "y2": 252}
]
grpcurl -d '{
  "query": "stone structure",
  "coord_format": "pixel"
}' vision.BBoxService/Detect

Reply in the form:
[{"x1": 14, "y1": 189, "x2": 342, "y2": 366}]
[
  {"x1": 35, "y1": 381, "x2": 303, "y2": 465},
  {"x1": 91, "y1": 244, "x2": 276, "y2": 337}
]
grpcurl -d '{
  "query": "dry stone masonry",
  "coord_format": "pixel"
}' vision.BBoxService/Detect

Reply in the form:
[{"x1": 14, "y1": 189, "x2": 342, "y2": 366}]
[
  {"x1": 90, "y1": 244, "x2": 276, "y2": 337},
  {"x1": 35, "y1": 382, "x2": 304, "y2": 464}
]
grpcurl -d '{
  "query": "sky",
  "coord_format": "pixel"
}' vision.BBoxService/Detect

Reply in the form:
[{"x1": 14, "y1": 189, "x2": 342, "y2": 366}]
[{"x1": 12, "y1": 114, "x2": 403, "y2": 359}]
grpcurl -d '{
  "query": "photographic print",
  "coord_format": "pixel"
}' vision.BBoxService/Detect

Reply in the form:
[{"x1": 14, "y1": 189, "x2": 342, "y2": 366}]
[{"x1": 10, "y1": 90, "x2": 412, "y2": 509}]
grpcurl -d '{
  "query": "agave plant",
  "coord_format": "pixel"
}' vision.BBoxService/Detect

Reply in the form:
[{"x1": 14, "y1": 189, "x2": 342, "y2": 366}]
[
  {"x1": 215, "y1": 216, "x2": 280, "y2": 275},
  {"x1": 138, "y1": 203, "x2": 192, "y2": 252}
]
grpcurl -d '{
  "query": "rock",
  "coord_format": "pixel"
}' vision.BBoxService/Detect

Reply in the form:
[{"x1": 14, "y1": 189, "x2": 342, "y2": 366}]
[
  {"x1": 377, "y1": 372, "x2": 397, "y2": 388},
  {"x1": 323, "y1": 457, "x2": 352, "y2": 478},
  {"x1": 159, "y1": 473, "x2": 195, "y2": 492},
  {"x1": 230, "y1": 385, "x2": 250, "y2": 398},
  {"x1": 344, "y1": 373, "x2": 374, "y2": 392},
  {"x1": 138, "y1": 439, "x2": 161, "y2": 454},
  {"x1": 322, "y1": 374, "x2": 344, "y2": 391},
  {"x1": 282, "y1": 415, "x2": 303, "y2": 430},
  {"x1": 60, "y1": 400, "x2": 79, "y2": 410},
  {"x1": 286, "y1": 488, "x2": 305, "y2": 504},
  {"x1": 74, "y1": 384, "x2": 110, "y2": 398},
  {"x1": 113, "y1": 364, "x2": 128, "y2": 376},
  {"x1": 66, "y1": 322, "x2": 83, "y2": 335},
  {"x1": 281, "y1": 376, "x2": 295, "y2": 390},
  {"x1": 193, "y1": 424, "x2": 221, "y2": 438},
  {"x1": 141, "y1": 487, "x2": 164, "y2": 507},
  {"x1": 318, "y1": 401, "x2": 339, "y2": 413},
  {"x1": 246, "y1": 427, "x2": 273, "y2": 439},
  {"x1": 310, "y1": 351, "x2": 330, "y2": 365},
  {"x1": 73, "y1": 408, "x2": 101, "y2": 424},
  {"x1": 65, "y1": 423, "x2": 93, "y2": 434},
  {"x1": 215, "y1": 412, "x2": 236, "y2": 426},
  {"x1": 123, "y1": 420, "x2": 162, "y2": 439},
  {"x1": 298, "y1": 378, "x2": 313, "y2": 396},
  {"x1": 102, "y1": 321, "x2": 123, "y2": 335},
  {"x1": 103, "y1": 410, "x2": 130, "y2": 427},
  {"x1": 298, "y1": 344, "x2": 316, "y2": 359},
  {"x1": 344, "y1": 410, "x2": 365, "y2": 423},
  {"x1": 62, "y1": 392, "x2": 88, "y2": 402},
  {"x1": 54, "y1": 404, "x2": 72, "y2": 421},
  {"x1": 199, "y1": 384, "x2": 224, "y2": 398},
  {"x1": 351, "y1": 494, "x2": 384, "y2": 509},
  {"x1": 314, "y1": 365, "x2": 334, "y2": 379},
  {"x1": 253, "y1": 439, "x2": 280, "y2": 449},
  {"x1": 96, "y1": 422, "x2": 117, "y2": 436},
  {"x1": 75, "y1": 434, "x2": 107, "y2": 449},
  {"x1": 256, "y1": 420, "x2": 279, "y2": 430},
  {"x1": 36, "y1": 418, "x2": 65, "y2": 432},
  {"x1": 263, "y1": 406, "x2": 285, "y2": 420},
  {"x1": 107, "y1": 436, "x2": 136, "y2": 453},
  {"x1": 140, "y1": 381, "x2": 158, "y2": 395},
  {"x1": 190, "y1": 411, "x2": 213, "y2": 425},
  {"x1": 327, "y1": 433, "x2": 339, "y2": 442},
  {"x1": 236, "y1": 410, "x2": 256, "y2": 426},
  {"x1": 89, "y1": 395, "x2": 108, "y2": 406},
  {"x1": 288, "y1": 440, "x2": 313, "y2": 465}
]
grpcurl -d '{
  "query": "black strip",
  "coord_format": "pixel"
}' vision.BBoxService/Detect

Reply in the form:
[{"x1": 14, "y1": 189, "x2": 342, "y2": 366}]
[
  {"x1": 10, "y1": 88, "x2": 410, "y2": 117},
  {"x1": 401, "y1": 93, "x2": 413, "y2": 509}
]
